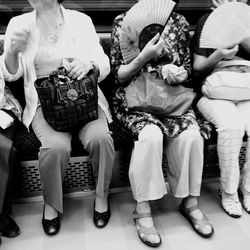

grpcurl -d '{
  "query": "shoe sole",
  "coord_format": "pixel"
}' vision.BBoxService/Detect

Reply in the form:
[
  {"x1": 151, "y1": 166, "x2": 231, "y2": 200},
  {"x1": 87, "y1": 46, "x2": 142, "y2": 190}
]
[
  {"x1": 238, "y1": 188, "x2": 250, "y2": 215},
  {"x1": 179, "y1": 205, "x2": 214, "y2": 239},
  {"x1": 2, "y1": 229, "x2": 20, "y2": 238},
  {"x1": 221, "y1": 205, "x2": 242, "y2": 218},
  {"x1": 219, "y1": 188, "x2": 242, "y2": 218},
  {"x1": 136, "y1": 230, "x2": 162, "y2": 248},
  {"x1": 133, "y1": 218, "x2": 162, "y2": 248}
]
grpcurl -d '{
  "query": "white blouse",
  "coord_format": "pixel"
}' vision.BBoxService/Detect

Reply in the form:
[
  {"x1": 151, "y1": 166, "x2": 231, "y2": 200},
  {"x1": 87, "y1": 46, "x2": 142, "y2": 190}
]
[
  {"x1": 1, "y1": 6, "x2": 111, "y2": 130},
  {"x1": 34, "y1": 25, "x2": 75, "y2": 78}
]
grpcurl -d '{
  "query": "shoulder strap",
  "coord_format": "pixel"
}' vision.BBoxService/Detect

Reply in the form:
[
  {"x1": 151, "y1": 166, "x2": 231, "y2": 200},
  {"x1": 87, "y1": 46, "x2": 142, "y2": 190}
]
[{"x1": 217, "y1": 59, "x2": 250, "y2": 68}]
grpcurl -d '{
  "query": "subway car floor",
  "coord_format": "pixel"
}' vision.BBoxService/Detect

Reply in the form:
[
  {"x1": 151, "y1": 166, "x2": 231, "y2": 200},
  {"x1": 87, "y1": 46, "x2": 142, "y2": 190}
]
[{"x1": 2, "y1": 181, "x2": 250, "y2": 250}]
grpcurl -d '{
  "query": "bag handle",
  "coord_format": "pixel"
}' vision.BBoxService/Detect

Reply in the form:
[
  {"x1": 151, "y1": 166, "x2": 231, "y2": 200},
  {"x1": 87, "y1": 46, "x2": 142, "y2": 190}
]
[{"x1": 217, "y1": 59, "x2": 250, "y2": 68}]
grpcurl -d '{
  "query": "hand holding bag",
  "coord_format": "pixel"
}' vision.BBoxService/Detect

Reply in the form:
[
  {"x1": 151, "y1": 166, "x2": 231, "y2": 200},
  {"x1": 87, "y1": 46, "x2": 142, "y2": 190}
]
[
  {"x1": 202, "y1": 60, "x2": 250, "y2": 101},
  {"x1": 125, "y1": 72, "x2": 196, "y2": 117},
  {"x1": 35, "y1": 67, "x2": 98, "y2": 132}
]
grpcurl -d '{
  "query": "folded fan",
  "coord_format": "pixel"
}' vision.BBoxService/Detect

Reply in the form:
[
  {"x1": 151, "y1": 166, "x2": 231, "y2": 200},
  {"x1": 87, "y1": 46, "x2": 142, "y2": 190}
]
[
  {"x1": 120, "y1": 0, "x2": 176, "y2": 64},
  {"x1": 199, "y1": 2, "x2": 250, "y2": 49}
]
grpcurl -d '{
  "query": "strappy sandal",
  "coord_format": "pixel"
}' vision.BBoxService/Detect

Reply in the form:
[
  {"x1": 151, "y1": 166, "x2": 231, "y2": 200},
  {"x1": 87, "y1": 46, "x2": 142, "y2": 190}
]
[
  {"x1": 179, "y1": 201, "x2": 214, "y2": 238},
  {"x1": 133, "y1": 210, "x2": 162, "y2": 248},
  {"x1": 220, "y1": 188, "x2": 242, "y2": 218},
  {"x1": 239, "y1": 187, "x2": 250, "y2": 214}
]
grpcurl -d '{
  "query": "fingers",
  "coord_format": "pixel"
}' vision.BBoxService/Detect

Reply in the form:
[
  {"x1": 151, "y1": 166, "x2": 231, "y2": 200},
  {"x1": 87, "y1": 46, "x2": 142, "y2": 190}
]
[
  {"x1": 68, "y1": 67, "x2": 83, "y2": 79},
  {"x1": 149, "y1": 33, "x2": 160, "y2": 44},
  {"x1": 10, "y1": 29, "x2": 30, "y2": 54},
  {"x1": 227, "y1": 44, "x2": 239, "y2": 53},
  {"x1": 66, "y1": 58, "x2": 92, "y2": 80},
  {"x1": 156, "y1": 37, "x2": 164, "y2": 50},
  {"x1": 77, "y1": 71, "x2": 86, "y2": 80},
  {"x1": 211, "y1": 0, "x2": 226, "y2": 8},
  {"x1": 211, "y1": 0, "x2": 221, "y2": 8}
]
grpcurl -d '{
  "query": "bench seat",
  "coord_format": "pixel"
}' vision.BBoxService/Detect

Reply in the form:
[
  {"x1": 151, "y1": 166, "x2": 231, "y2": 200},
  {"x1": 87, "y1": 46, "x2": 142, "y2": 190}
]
[{"x1": 1, "y1": 34, "x2": 247, "y2": 199}]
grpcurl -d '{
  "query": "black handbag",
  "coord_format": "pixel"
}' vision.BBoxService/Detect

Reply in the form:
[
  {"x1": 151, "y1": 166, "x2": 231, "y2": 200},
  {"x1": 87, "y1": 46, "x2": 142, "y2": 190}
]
[{"x1": 35, "y1": 67, "x2": 98, "y2": 132}]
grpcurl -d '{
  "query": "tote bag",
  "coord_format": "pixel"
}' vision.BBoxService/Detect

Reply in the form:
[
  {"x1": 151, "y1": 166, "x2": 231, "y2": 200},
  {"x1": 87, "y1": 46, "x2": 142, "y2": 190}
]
[
  {"x1": 202, "y1": 60, "x2": 250, "y2": 101},
  {"x1": 125, "y1": 72, "x2": 196, "y2": 117}
]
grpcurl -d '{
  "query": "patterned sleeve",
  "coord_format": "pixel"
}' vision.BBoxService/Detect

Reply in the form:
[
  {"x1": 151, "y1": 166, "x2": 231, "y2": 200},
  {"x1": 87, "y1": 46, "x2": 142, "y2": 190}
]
[
  {"x1": 176, "y1": 14, "x2": 192, "y2": 79},
  {"x1": 110, "y1": 13, "x2": 126, "y2": 85}
]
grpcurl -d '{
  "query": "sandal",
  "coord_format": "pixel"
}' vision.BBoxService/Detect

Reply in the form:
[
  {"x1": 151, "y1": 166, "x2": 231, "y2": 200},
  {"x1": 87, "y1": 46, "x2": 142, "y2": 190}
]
[
  {"x1": 133, "y1": 210, "x2": 162, "y2": 248},
  {"x1": 239, "y1": 187, "x2": 250, "y2": 214},
  {"x1": 179, "y1": 201, "x2": 214, "y2": 238},
  {"x1": 220, "y1": 189, "x2": 242, "y2": 218}
]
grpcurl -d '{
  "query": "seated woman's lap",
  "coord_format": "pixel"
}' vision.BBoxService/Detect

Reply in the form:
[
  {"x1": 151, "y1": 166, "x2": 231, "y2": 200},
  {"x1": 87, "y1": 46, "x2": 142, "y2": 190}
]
[
  {"x1": 197, "y1": 97, "x2": 245, "y2": 131},
  {"x1": 31, "y1": 107, "x2": 72, "y2": 152},
  {"x1": 78, "y1": 106, "x2": 113, "y2": 150},
  {"x1": 237, "y1": 100, "x2": 250, "y2": 135}
]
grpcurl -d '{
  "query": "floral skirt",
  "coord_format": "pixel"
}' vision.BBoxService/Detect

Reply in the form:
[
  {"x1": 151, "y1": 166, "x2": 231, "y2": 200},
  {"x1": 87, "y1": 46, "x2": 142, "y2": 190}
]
[{"x1": 112, "y1": 87, "x2": 212, "y2": 141}]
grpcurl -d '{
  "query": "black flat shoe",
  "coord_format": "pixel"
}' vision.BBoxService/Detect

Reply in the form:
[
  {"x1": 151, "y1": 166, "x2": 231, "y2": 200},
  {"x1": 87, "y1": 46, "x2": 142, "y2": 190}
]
[
  {"x1": 0, "y1": 215, "x2": 20, "y2": 238},
  {"x1": 42, "y1": 206, "x2": 60, "y2": 236},
  {"x1": 93, "y1": 201, "x2": 111, "y2": 228}
]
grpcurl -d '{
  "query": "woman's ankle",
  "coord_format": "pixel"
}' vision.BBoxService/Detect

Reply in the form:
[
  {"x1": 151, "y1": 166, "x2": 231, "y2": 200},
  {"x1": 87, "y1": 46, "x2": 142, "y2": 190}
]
[
  {"x1": 44, "y1": 203, "x2": 58, "y2": 220},
  {"x1": 95, "y1": 195, "x2": 108, "y2": 213},
  {"x1": 221, "y1": 189, "x2": 239, "y2": 201},
  {"x1": 135, "y1": 201, "x2": 154, "y2": 228},
  {"x1": 136, "y1": 201, "x2": 151, "y2": 214},
  {"x1": 183, "y1": 196, "x2": 198, "y2": 208}
]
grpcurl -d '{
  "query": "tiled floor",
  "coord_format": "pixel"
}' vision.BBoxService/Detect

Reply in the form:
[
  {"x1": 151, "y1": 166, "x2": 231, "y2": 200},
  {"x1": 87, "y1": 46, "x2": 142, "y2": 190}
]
[{"x1": 2, "y1": 181, "x2": 250, "y2": 250}]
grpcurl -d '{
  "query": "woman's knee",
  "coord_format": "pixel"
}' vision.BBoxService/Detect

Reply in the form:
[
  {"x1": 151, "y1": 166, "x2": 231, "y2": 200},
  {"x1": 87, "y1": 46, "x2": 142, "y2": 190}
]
[
  {"x1": 177, "y1": 129, "x2": 202, "y2": 145},
  {"x1": 197, "y1": 97, "x2": 244, "y2": 131},
  {"x1": 138, "y1": 125, "x2": 163, "y2": 145},
  {"x1": 83, "y1": 127, "x2": 113, "y2": 150},
  {"x1": 40, "y1": 137, "x2": 71, "y2": 156}
]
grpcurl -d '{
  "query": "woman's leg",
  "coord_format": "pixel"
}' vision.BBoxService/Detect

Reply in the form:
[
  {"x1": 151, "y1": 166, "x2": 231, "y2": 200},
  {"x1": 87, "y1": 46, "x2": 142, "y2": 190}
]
[
  {"x1": 78, "y1": 107, "x2": 115, "y2": 214},
  {"x1": 237, "y1": 100, "x2": 250, "y2": 212},
  {"x1": 165, "y1": 128, "x2": 203, "y2": 198},
  {"x1": 165, "y1": 127, "x2": 212, "y2": 236},
  {"x1": 129, "y1": 125, "x2": 167, "y2": 202},
  {"x1": 197, "y1": 97, "x2": 244, "y2": 217},
  {"x1": 129, "y1": 124, "x2": 166, "y2": 246},
  {"x1": 32, "y1": 107, "x2": 72, "y2": 216}
]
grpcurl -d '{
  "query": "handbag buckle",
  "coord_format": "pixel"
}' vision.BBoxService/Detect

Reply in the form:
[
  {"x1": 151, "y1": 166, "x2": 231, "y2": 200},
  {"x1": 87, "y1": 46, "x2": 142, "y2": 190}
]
[{"x1": 66, "y1": 89, "x2": 78, "y2": 101}]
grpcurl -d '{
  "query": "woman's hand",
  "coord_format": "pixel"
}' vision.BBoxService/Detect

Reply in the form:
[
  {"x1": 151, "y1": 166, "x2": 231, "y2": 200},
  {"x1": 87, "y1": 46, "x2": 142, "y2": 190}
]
[
  {"x1": 4, "y1": 29, "x2": 30, "y2": 75},
  {"x1": 211, "y1": 0, "x2": 247, "y2": 9},
  {"x1": 162, "y1": 64, "x2": 188, "y2": 84},
  {"x1": 216, "y1": 45, "x2": 239, "y2": 61},
  {"x1": 7, "y1": 29, "x2": 30, "y2": 56},
  {"x1": 63, "y1": 58, "x2": 93, "y2": 80},
  {"x1": 139, "y1": 33, "x2": 165, "y2": 63}
]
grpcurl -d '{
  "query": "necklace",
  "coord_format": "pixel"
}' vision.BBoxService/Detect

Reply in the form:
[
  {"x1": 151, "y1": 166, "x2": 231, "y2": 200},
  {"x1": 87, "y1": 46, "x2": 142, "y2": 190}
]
[
  {"x1": 46, "y1": 21, "x2": 63, "y2": 44},
  {"x1": 46, "y1": 34, "x2": 59, "y2": 44},
  {"x1": 39, "y1": 18, "x2": 64, "y2": 44}
]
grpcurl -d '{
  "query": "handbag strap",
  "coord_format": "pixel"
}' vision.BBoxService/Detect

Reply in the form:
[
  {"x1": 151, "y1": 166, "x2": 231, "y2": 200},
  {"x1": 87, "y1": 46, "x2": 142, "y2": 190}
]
[{"x1": 217, "y1": 59, "x2": 250, "y2": 68}]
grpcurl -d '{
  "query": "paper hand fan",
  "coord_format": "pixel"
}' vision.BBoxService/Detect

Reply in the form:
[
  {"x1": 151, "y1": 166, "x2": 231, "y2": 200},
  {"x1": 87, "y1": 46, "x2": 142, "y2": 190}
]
[
  {"x1": 120, "y1": 0, "x2": 176, "y2": 64},
  {"x1": 199, "y1": 2, "x2": 250, "y2": 49}
]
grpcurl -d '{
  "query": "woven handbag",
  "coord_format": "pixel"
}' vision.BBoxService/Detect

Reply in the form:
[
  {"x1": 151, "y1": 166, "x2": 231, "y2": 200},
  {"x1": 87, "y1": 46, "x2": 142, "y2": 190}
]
[{"x1": 35, "y1": 67, "x2": 98, "y2": 132}]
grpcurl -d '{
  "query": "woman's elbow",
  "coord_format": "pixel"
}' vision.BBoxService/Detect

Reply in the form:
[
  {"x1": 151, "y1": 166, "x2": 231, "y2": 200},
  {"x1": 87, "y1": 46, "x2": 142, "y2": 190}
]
[{"x1": 192, "y1": 62, "x2": 204, "y2": 77}]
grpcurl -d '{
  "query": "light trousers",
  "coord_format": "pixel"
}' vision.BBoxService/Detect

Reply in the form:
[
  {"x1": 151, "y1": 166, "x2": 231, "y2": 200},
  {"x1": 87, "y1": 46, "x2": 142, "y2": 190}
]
[
  {"x1": 197, "y1": 97, "x2": 250, "y2": 194},
  {"x1": 129, "y1": 124, "x2": 204, "y2": 203},
  {"x1": 32, "y1": 106, "x2": 115, "y2": 213}
]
